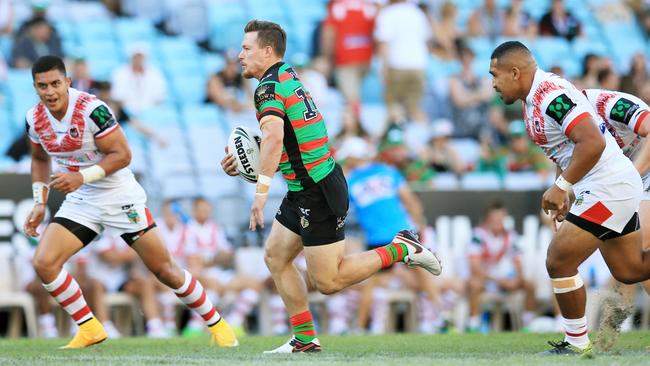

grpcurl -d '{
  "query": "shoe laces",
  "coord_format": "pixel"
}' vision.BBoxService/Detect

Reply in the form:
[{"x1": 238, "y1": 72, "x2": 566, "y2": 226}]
[{"x1": 547, "y1": 340, "x2": 571, "y2": 351}]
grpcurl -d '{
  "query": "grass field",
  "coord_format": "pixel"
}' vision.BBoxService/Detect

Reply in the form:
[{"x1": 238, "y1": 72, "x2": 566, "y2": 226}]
[{"x1": 1, "y1": 332, "x2": 649, "y2": 365}]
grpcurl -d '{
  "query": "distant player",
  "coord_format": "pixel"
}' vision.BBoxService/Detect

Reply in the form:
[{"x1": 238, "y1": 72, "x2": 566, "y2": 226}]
[
  {"x1": 489, "y1": 41, "x2": 650, "y2": 356},
  {"x1": 220, "y1": 20, "x2": 442, "y2": 353},
  {"x1": 23, "y1": 56, "x2": 237, "y2": 348}
]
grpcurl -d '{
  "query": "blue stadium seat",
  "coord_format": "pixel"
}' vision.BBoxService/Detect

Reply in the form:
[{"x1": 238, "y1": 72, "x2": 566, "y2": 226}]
[
  {"x1": 163, "y1": 56, "x2": 204, "y2": 79},
  {"x1": 7, "y1": 70, "x2": 33, "y2": 94},
  {"x1": 181, "y1": 105, "x2": 223, "y2": 126},
  {"x1": 188, "y1": 125, "x2": 228, "y2": 174},
  {"x1": 52, "y1": 20, "x2": 77, "y2": 43},
  {"x1": 208, "y1": 1, "x2": 247, "y2": 25},
  {"x1": 0, "y1": 35, "x2": 12, "y2": 60},
  {"x1": 428, "y1": 56, "x2": 461, "y2": 80},
  {"x1": 466, "y1": 38, "x2": 494, "y2": 61},
  {"x1": 503, "y1": 172, "x2": 544, "y2": 191},
  {"x1": 138, "y1": 105, "x2": 181, "y2": 127},
  {"x1": 203, "y1": 52, "x2": 226, "y2": 75},
  {"x1": 157, "y1": 36, "x2": 200, "y2": 62},
  {"x1": 604, "y1": 23, "x2": 646, "y2": 72},
  {"x1": 161, "y1": 174, "x2": 199, "y2": 198},
  {"x1": 432, "y1": 173, "x2": 460, "y2": 191},
  {"x1": 361, "y1": 72, "x2": 383, "y2": 105},
  {"x1": 450, "y1": 138, "x2": 481, "y2": 168},
  {"x1": 170, "y1": 75, "x2": 207, "y2": 105},
  {"x1": 460, "y1": 172, "x2": 502, "y2": 190},
  {"x1": 86, "y1": 57, "x2": 121, "y2": 82},
  {"x1": 81, "y1": 40, "x2": 121, "y2": 61},
  {"x1": 284, "y1": 0, "x2": 326, "y2": 23},
  {"x1": 246, "y1": 0, "x2": 287, "y2": 23},
  {"x1": 572, "y1": 38, "x2": 608, "y2": 61},
  {"x1": 76, "y1": 20, "x2": 115, "y2": 43},
  {"x1": 532, "y1": 37, "x2": 571, "y2": 70},
  {"x1": 114, "y1": 18, "x2": 156, "y2": 43}
]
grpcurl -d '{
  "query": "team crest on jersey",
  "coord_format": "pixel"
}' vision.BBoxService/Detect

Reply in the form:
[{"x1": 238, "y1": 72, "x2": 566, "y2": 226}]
[
  {"x1": 533, "y1": 118, "x2": 542, "y2": 134},
  {"x1": 126, "y1": 208, "x2": 140, "y2": 224},
  {"x1": 574, "y1": 190, "x2": 591, "y2": 206},
  {"x1": 545, "y1": 94, "x2": 576, "y2": 125},
  {"x1": 68, "y1": 126, "x2": 79, "y2": 138},
  {"x1": 300, "y1": 216, "x2": 309, "y2": 228}
]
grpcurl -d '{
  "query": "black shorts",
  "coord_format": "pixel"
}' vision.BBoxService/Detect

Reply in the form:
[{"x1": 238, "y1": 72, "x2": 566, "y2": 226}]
[
  {"x1": 566, "y1": 212, "x2": 639, "y2": 240},
  {"x1": 275, "y1": 164, "x2": 349, "y2": 246}
]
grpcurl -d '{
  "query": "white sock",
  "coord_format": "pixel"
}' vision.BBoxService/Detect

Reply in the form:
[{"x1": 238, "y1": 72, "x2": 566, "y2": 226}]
[
  {"x1": 227, "y1": 288, "x2": 259, "y2": 327},
  {"x1": 562, "y1": 316, "x2": 590, "y2": 349},
  {"x1": 469, "y1": 315, "x2": 481, "y2": 329},
  {"x1": 370, "y1": 288, "x2": 389, "y2": 335},
  {"x1": 522, "y1": 311, "x2": 536, "y2": 327},
  {"x1": 269, "y1": 294, "x2": 288, "y2": 335}
]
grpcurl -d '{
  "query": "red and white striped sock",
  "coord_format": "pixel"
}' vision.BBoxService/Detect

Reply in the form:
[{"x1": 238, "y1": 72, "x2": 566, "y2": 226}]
[
  {"x1": 173, "y1": 270, "x2": 221, "y2": 326},
  {"x1": 562, "y1": 315, "x2": 590, "y2": 349},
  {"x1": 42, "y1": 269, "x2": 94, "y2": 325}
]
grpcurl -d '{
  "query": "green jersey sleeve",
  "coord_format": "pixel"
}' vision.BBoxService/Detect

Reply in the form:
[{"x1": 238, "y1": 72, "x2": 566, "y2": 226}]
[{"x1": 255, "y1": 82, "x2": 286, "y2": 120}]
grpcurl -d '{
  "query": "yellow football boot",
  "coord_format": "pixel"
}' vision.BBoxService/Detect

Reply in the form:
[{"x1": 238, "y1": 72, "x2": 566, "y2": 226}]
[
  {"x1": 60, "y1": 317, "x2": 107, "y2": 349},
  {"x1": 208, "y1": 319, "x2": 239, "y2": 347}
]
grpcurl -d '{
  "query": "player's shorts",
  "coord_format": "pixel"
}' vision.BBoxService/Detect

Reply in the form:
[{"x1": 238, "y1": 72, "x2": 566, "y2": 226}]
[
  {"x1": 275, "y1": 164, "x2": 349, "y2": 246},
  {"x1": 53, "y1": 196, "x2": 156, "y2": 246},
  {"x1": 567, "y1": 164, "x2": 642, "y2": 239}
]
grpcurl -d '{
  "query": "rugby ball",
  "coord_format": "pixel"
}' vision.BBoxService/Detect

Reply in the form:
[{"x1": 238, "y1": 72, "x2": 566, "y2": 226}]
[{"x1": 227, "y1": 126, "x2": 261, "y2": 183}]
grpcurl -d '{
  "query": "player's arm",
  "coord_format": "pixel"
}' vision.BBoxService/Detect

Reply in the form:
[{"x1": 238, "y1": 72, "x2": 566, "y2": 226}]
[
  {"x1": 633, "y1": 112, "x2": 650, "y2": 175},
  {"x1": 24, "y1": 141, "x2": 52, "y2": 237},
  {"x1": 562, "y1": 116, "x2": 605, "y2": 184},
  {"x1": 258, "y1": 115, "x2": 284, "y2": 181}
]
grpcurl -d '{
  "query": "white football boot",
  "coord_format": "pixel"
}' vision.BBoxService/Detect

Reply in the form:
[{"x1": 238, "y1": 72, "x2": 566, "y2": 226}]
[
  {"x1": 263, "y1": 337, "x2": 322, "y2": 353},
  {"x1": 394, "y1": 230, "x2": 442, "y2": 276}
]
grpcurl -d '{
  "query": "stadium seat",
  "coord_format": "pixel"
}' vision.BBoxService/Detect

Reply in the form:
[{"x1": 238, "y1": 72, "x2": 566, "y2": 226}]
[
  {"x1": 359, "y1": 104, "x2": 388, "y2": 138},
  {"x1": 532, "y1": 37, "x2": 571, "y2": 70},
  {"x1": 181, "y1": 104, "x2": 223, "y2": 126},
  {"x1": 86, "y1": 56, "x2": 121, "y2": 82},
  {"x1": 0, "y1": 246, "x2": 38, "y2": 338},
  {"x1": 163, "y1": 56, "x2": 204, "y2": 79},
  {"x1": 432, "y1": 173, "x2": 460, "y2": 191},
  {"x1": 450, "y1": 138, "x2": 481, "y2": 169},
  {"x1": 158, "y1": 36, "x2": 201, "y2": 62},
  {"x1": 170, "y1": 74, "x2": 207, "y2": 105},
  {"x1": 360, "y1": 72, "x2": 384, "y2": 105},
  {"x1": 203, "y1": 52, "x2": 226, "y2": 75},
  {"x1": 161, "y1": 174, "x2": 199, "y2": 198},
  {"x1": 76, "y1": 20, "x2": 115, "y2": 43},
  {"x1": 114, "y1": 18, "x2": 156, "y2": 43},
  {"x1": 460, "y1": 172, "x2": 502, "y2": 190},
  {"x1": 138, "y1": 105, "x2": 181, "y2": 127},
  {"x1": 503, "y1": 172, "x2": 544, "y2": 191}
]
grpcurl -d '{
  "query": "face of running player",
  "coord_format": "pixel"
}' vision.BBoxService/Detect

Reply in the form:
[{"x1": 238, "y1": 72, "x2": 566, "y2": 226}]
[
  {"x1": 240, "y1": 31, "x2": 276, "y2": 80},
  {"x1": 489, "y1": 58, "x2": 520, "y2": 105},
  {"x1": 33, "y1": 69, "x2": 71, "y2": 116}
]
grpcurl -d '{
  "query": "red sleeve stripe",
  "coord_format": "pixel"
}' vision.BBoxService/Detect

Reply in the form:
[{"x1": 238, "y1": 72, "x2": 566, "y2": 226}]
[
  {"x1": 95, "y1": 124, "x2": 120, "y2": 140},
  {"x1": 564, "y1": 112, "x2": 590, "y2": 137},
  {"x1": 634, "y1": 110, "x2": 650, "y2": 134}
]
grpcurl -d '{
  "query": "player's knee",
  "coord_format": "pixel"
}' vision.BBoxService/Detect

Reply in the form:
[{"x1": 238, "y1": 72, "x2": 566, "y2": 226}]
[
  {"x1": 151, "y1": 261, "x2": 177, "y2": 283},
  {"x1": 264, "y1": 249, "x2": 287, "y2": 273},
  {"x1": 32, "y1": 255, "x2": 56, "y2": 276},
  {"x1": 314, "y1": 279, "x2": 342, "y2": 295},
  {"x1": 545, "y1": 256, "x2": 566, "y2": 277}
]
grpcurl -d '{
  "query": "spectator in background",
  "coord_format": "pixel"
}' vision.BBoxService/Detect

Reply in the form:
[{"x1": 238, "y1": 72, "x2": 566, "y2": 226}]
[
  {"x1": 94, "y1": 82, "x2": 167, "y2": 147},
  {"x1": 0, "y1": 0, "x2": 12, "y2": 36},
  {"x1": 621, "y1": 53, "x2": 649, "y2": 96},
  {"x1": 467, "y1": 0, "x2": 504, "y2": 39},
  {"x1": 501, "y1": 120, "x2": 551, "y2": 177},
  {"x1": 205, "y1": 52, "x2": 252, "y2": 113},
  {"x1": 502, "y1": 0, "x2": 537, "y2": 39},
  {"x1": 14, "y1": 1, "x2": 60, "y2": 42},
  {"x1": 449, "y1": 45, "x2": 493, "y2": 140},
  {"x1": 378, "y1": 124, "x2": 435, "y2": 186},
  {"x1": 466, "y1": 201, "x2": 537, "y2": 332},
  {"x1": 639, "y1": 81, "x2": 650, "y2": 105},
  {"x1": 111, "y1": 44, "x2": 167, "y2": 115},
  {"x1": 597, "y1": 67, "x2": 620, "y2": 91},
  {"x1": 11, "y1": 17, "x2": 63, "y2": 68},
  {"x1": 321, "y1": 0, "x2": 377, "y2": 115},
  {"x1": 333, "y1": 107, "x2": 371, "y2": 154},
  {"x1": 420, "y1": 119, "x2": 464, "y2": 176},
  {"x1": 164, "y1": 0, "x2": 210, "y2": 49},
  {"x1": 431, "y1": 2, "x2": 462, "y2": 60},
  {"x1": 71, "y1": 58, "x2": 98, "y2": 94},
  {"x1": 375, "y1": 0, "x2": 431, "y2": 123},
  {"x1": 292, "y1": 54, "x2": 331, "y2": 112},
  {"x1": 573, "y1": 54, "x2": 607, "y2": 90},
  {"x1": 538, "y1": 0, "x2": 582, "y2": 41}
]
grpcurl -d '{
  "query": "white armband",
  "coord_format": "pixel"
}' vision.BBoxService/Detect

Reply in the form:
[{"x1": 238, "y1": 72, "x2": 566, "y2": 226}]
[
  {"x1": 79, "y1": 165, "x2": 106, "y2": 183},
  {"x1": 32, "y1": 181, "x2": 49, "y2": 205},
  {"x1": 554, "y1": 175, "x2": 573, "y2": 192}
]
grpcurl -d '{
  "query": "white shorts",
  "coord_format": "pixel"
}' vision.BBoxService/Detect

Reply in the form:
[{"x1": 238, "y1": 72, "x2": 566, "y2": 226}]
[
  {"x1": 55, "y1": 195, "x2": 154, "y2": 239},
  {"x1": 570, "y1": 164, "x2": 642, "y2": 233}
]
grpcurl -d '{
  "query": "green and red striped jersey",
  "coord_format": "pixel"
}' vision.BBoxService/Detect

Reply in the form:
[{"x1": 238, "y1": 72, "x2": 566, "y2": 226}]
[{"x1": 254, "y1": 62, "x2": 335, "y2": 191}]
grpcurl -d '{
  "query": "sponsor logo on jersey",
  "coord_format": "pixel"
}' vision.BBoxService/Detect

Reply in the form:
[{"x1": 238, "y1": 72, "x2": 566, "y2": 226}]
[
  {"x1": 254, "y1": 83, "x2": 276, "y2": 110},
  {"x1": 126, "y1": 208, "x2": 140, "y2": 224},
  {"x1": 300, "y1": 215, "x2": 309, "y2": 228},
  {"x1": 545, "y1": 94, "x2": 576, "y2": 125},
  {"x1": 610, "y1": 97, "x2": 640, "y2": 125}
]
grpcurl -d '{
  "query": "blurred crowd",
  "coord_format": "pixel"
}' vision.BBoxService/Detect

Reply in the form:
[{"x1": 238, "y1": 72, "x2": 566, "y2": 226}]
[{"x1": 2, "y1": 0, "x2": 650, "y2": 337}]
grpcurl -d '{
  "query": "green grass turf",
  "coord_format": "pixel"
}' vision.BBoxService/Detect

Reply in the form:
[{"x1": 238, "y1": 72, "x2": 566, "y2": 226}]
[{"x1": 0, "y1": 332, "x2": 649, "y2": 365}]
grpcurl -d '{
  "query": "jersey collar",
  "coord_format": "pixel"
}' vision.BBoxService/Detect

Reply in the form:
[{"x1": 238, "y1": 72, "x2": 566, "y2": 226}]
[{"x1": 260, "y1": 61, "x2": 285, "y2": 82}]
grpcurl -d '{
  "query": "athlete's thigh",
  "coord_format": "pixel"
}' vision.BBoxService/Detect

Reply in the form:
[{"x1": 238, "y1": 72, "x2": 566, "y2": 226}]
[
  {"x1": 130, "y1": 227, "x2": 174, "y2": 269},
  {"x1": 547, "y1": 220, "x2": 601, "y2": 271},
  {"x1": 639, "y1": 200, "x2": 650, "y2": 249},
  {"x1": 33, "y1": 223, "x2": 85, "y2": 266},
  {"x1": 599, "y1": 229, "x2": 643, "y2": 275},
  {"x1": 265, "y1": 219, "x2": 304, "y2": 264},
  {"x1": 303, "y1": 240, "x2": 346, "y2": 282}
]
